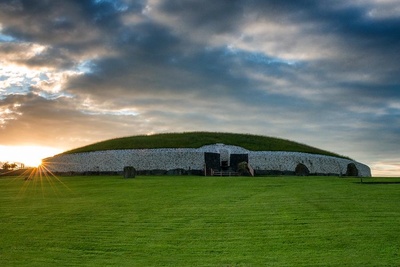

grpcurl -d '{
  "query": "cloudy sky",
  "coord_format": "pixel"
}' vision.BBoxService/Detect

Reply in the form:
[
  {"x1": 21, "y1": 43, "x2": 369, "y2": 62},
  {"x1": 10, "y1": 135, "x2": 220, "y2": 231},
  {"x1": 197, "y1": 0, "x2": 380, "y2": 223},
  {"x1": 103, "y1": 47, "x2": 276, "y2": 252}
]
[{"x1": 0, "y1": 0, "x2": 399, "y2": 175}]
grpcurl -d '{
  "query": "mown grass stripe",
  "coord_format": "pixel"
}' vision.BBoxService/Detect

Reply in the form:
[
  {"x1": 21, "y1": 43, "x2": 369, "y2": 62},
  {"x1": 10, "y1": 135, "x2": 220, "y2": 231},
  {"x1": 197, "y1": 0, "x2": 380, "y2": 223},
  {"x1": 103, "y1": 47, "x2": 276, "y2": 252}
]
[{"x1": 1, "y1": 175, "x2": 399, "y2": 266}]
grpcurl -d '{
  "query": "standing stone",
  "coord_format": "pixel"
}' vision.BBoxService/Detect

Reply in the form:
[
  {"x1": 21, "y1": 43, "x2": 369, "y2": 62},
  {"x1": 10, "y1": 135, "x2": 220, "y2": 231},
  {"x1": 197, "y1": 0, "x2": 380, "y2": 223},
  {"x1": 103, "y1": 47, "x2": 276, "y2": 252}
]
[
  {"x1": 123, "y1": 166, "x2": 136, "y2": 178},
  {"x1": 295, "y1": 163, "x2": 310, "y2": 176},
  {"x1": 346, "y1": 163, "x2": 359, "y2": 177}
]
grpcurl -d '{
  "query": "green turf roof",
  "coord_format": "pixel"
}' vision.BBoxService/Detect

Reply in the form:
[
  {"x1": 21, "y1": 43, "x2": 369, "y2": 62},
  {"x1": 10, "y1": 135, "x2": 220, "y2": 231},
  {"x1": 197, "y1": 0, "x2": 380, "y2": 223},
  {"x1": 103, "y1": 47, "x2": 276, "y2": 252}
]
[{"x1": 62, "y1": 132, "x2": 350, "y2": 159}]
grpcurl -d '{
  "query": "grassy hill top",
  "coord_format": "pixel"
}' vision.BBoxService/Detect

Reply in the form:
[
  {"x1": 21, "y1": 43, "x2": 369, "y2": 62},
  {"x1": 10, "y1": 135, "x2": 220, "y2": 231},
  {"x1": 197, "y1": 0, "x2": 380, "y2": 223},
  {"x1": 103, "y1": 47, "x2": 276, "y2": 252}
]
[{"x1": 63, "y1": 132, "x2": 349, "y2": 159}]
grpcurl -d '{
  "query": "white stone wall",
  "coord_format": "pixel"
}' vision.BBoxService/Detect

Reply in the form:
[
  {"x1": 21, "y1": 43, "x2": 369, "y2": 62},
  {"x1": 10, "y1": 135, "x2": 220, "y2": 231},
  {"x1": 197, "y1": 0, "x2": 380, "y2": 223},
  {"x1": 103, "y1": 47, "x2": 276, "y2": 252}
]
[
  {"x1": 43, "y1": 144, "x2": 371, "y2": 176},
  {"x1": 44, "y1": 148, "x2": 205, "y2": 173},
  {"x1": 248, "y1": 151, "x2": 370, "y2": 177}
]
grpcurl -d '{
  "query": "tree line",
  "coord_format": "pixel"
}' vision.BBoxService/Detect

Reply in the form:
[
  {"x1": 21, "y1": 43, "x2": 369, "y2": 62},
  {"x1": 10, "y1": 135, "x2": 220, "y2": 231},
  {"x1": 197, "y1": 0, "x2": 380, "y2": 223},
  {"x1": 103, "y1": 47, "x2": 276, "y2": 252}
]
[{"x1": 1, "y1": 162, "x2": 25, "y2": 170}]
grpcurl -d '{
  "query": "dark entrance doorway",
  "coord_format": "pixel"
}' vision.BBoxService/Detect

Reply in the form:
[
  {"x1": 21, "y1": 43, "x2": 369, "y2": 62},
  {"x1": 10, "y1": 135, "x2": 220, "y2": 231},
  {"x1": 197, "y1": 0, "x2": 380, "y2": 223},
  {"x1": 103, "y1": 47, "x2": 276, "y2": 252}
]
[
  {"x1": 230, "y1": 154, "x2": 249, "y2": 171},
  {"x1": 219, "y1": 149, "x2": 230, "y2": 170},
  {"x1": 346, "y1": 163, "x2": 359, "y2": 176},
  {"x1": 204, "y1": 152, "x2": 220, "y2": 175}
]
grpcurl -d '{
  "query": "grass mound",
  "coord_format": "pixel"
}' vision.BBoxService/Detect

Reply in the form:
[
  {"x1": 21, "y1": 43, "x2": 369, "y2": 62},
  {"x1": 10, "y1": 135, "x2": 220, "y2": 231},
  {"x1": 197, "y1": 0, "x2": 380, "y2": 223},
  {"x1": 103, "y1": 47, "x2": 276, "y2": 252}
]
[{"x1": 63, "y1": 132, "x2": 348, "y2": 159}]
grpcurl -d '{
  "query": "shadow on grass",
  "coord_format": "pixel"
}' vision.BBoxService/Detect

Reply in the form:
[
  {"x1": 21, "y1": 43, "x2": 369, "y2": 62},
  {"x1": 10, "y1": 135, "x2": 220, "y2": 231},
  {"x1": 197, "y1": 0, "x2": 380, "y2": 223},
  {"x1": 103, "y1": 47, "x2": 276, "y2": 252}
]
[{"x1": 354, "y1": 179, "x2": 400, "y2": 185}]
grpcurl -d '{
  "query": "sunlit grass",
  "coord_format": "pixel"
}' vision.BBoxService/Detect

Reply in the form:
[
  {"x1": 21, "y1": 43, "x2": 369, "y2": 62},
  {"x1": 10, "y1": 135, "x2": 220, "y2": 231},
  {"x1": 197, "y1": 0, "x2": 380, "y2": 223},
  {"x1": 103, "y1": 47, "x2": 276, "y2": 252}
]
[
  {"x1": 1, "y1": 176, "x2": 399, "y2": 266},
  {"x1": 5, "y1": 162, "x2": 71, "y2": 198}
]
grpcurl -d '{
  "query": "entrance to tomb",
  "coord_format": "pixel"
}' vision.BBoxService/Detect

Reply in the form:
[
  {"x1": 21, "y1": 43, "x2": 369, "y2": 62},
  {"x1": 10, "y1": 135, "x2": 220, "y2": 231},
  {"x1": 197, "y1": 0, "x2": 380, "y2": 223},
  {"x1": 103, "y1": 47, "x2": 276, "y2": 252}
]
[
  {"x1": 205, "y1": 147, "x2": 251, "y2": 175},
  {"x1": 219, "y1": 149, "x2": 230, "y2": 170},
  {"x1": 204, "y1": 152, "x2": 220, "y2": 175},
  {"x1": 230, "y1": 154, "x2": 249, "y2": 171}
]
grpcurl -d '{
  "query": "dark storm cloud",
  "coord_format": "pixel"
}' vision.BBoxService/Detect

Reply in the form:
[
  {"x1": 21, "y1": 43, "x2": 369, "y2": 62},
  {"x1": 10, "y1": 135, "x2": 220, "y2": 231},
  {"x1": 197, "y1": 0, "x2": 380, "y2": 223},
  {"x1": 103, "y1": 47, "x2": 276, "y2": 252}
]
[
  {"x1": 0, "y1": 0, "x2": 126, "y2": 41},
  {"x1": 134, "y1": 0, "x2": 400, "y2": 109},
  {"x1": 159, "y1": 0, "x2": 245, "y2": 33},
  {"x1": 1, "y1": 0, "x2": 400, "y2": 175},
  {"x1": 0, "y1": 0, "x2": 133, "y2": 71}
]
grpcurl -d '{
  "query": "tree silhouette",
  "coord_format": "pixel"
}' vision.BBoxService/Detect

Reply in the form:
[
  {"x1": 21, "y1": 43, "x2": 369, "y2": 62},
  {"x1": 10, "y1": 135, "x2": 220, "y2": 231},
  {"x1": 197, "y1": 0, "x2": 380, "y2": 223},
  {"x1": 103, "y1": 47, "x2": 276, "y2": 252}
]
[
  {"x1": 2, "y1": 162, "x2": 11, "y2": 170},
  {"x1": 1, "y1": 162, "x2": 18, "y2": 170},
  {"x1": 10, "y1": 163, "x2": 18, "y2": 170}
]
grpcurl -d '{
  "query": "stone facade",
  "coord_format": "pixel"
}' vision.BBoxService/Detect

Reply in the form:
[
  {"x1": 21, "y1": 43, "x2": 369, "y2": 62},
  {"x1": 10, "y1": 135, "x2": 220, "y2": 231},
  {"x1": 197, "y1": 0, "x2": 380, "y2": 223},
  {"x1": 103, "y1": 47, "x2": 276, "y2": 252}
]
[{"x1": 43, "y1": 144, "x2": 371, "y2": 177}]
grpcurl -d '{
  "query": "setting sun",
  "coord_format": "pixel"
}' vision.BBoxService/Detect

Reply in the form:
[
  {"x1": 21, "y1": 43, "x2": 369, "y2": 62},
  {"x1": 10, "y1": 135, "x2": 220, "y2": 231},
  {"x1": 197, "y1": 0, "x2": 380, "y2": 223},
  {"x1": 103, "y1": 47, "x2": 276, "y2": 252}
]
[{"x1": 0, "y1": 145, "x2": 62, "y2": 167}]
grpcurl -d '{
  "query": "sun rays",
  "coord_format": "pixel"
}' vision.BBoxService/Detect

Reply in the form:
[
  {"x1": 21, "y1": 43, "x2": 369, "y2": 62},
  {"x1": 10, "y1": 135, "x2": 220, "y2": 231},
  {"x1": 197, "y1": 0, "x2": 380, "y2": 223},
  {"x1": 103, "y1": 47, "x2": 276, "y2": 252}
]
[
  {"x1": 7, "y1": 162, "x2": 73, "y2": 198},
  {"x1": 0, "y1": 145, "x2": 63, "y2": 168},
  {"x1": 0, "y1": 145, "x2": 70, "y2": 197}
]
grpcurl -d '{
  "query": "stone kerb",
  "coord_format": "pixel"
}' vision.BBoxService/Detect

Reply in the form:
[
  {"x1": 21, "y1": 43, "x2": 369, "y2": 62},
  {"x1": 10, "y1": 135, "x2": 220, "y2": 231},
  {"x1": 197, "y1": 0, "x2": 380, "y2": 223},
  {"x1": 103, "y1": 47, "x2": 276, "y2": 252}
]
[
  {"x1": 248, "y1": 151, "x2": 371, "y2": 176},
  {"x1": 43, "y1": 144, "x2": 371, "y2": 177},
  {"x1": 45, "y1": 148, "x2": 206, "y2": 173}
]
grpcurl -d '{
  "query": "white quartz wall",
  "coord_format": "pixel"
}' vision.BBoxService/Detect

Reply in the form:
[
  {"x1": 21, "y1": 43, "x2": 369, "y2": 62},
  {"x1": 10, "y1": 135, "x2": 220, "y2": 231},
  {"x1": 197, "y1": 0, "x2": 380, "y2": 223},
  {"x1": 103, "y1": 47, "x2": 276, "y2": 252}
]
[
  {"x1": 44, "y1": 144, "x2": 371, "y2": 176},
  {"x1": 248, "y1": 151, "x2": 370, "y2": 177},
  {"x1": 44, "y1": 149, "x2": 205, "y2": 173}
]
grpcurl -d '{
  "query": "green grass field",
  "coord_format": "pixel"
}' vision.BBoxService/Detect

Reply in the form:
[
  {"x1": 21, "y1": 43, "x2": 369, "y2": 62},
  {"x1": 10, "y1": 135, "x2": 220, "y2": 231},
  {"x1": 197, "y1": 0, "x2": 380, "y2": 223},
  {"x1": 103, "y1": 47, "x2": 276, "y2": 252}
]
[{"x1": 1, "y1": 175, "x2": 399, "y2": 266}]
